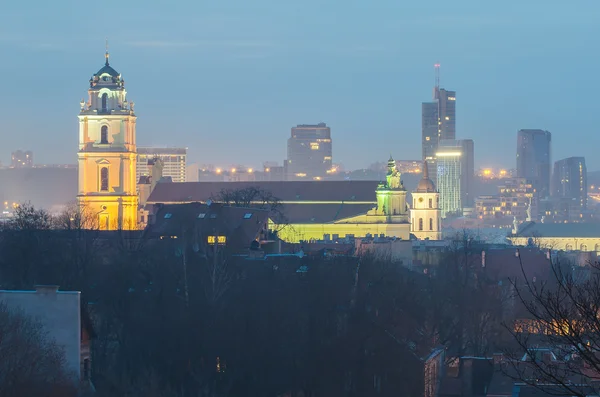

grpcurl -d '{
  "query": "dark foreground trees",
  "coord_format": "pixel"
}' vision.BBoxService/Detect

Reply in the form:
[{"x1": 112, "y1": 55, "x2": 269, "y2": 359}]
[
  {"x1": 507, "y1": 253, "x2": 600, "y2": 397},
  {"x1": 0, "y1": 303, "x2": 76, "y2": 397}
]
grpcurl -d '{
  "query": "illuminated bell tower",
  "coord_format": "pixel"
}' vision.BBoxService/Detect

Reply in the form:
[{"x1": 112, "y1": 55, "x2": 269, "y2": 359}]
[{"x1": 77, "y1": 49, "x2": 137, "y2": 230}]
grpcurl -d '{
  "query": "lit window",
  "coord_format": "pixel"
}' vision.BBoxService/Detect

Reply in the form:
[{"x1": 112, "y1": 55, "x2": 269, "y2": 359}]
[
  {"x1": 197, "y1": 213, "x2": 206, "y2": 219},
  {"x1": 243, "y1": 213, "x2": 253, "y2": 219},
  {"x1": 164, "y1": 213, "x2": 172, "y2": 219}
]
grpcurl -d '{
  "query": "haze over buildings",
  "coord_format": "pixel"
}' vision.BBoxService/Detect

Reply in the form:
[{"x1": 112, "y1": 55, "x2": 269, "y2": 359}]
[{"x1": 516, "y1": 129, "x2": 552, "y2": 199}]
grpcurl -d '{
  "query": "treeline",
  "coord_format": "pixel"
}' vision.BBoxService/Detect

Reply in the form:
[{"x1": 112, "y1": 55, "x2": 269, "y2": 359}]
[{"x1": 0, "y1": 204, "x2": 516, "y2": 397}]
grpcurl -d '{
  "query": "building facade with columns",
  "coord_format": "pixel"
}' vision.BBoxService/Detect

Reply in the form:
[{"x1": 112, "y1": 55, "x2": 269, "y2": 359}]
[{"x1": 77, "y1": 50, "x2": 138, "y2": 230}]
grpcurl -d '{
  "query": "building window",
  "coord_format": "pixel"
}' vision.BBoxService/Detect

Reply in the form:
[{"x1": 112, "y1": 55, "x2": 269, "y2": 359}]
[
  {"x1": 429, "y1": 198, "x2": 433, "y2": 208},
  {"x1": 100, "y1": 167, "x2": 109, "y2": 191},
  {"x1": 83, "y1": 359, "x2": 90, "y2": 381},
  {"x1": 580, "y1": 244, "x2": 588, "y2": 251},
  {"x1": 101, "y1": 125, "x2": 108, "y2": 144},
  {"x1": 101, "y1": 93, "x2": 108, "y2": 111},
  {"x1": 565, "y1": 244, "x2": 573, "y2": 251},
  {"x1": 419, "y1": 218, "x2": 423, "y2": 231},
  {"x1": 429, "y1": 218, "x2": 433, "y2": 231}
]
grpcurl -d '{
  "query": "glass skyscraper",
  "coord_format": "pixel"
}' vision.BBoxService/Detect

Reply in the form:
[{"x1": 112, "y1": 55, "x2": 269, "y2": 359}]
[
  {"x1": 516, "y1": 129, "x2": 551, "y2": 199},
  {"x1": 552, "y1": 156, "x2": 587, "y2": 209},
  {"x1": 436, "y1": 139, "x2": 474, "y2": 217},
  {"x1": 422, "y1": 89, "x2": 456, "y2": 185},
  {"x1": 286, "y1": 123, "x2": 332, "y2": 180}
]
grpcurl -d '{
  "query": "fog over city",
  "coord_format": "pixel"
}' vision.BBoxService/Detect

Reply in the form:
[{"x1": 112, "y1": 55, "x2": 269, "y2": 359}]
[{"x1": 1, "y1": 2, "x2": 600, "y2": 397}]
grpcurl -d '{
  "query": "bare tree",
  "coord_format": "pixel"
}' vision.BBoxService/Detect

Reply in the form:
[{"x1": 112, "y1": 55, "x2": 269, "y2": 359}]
[
  {"x1": 505, "y1": 252, "x2": 600, "y2": 396},
  {"x1": 0, "y1": 303, "x2": 77, "y2": 397},
  {"x1": 5, "y1": 202, "x2": 53, "y2": 231},
  {"x1": 53, "y1": 201, "x2": 100, "y2": 231}
]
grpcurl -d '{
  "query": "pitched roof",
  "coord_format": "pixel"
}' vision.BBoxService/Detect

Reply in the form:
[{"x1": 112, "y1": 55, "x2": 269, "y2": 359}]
[
  {"x1": 146, "y1": 203, "x2": 269, "y2": 251},
  {"x1": 278, "y1": 203, "x2": 374, "y2": 223},
  {"x1": 147, "y1": 181, "x2": 380, "y2": 204},
  {"x1": 517, "y1": 222, "x2": 600, "y2": 238}
]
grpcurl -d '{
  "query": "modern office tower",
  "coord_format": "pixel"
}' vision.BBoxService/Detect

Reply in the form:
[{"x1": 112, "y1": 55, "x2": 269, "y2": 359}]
[
  {"x1": 137, "y1": 147, "x2": 187, "y2": 183},
  {"x1": 286, "y1": 123, "x2": 332, "y2": 180},
  {"x1": 516, "y1": 129, "x2": 551, "y2": 199},
  {"x1": 422, "y1": 68, "x2": 456, "y2": 185},
  {"x1": 436, "y1": 139, "x2": 474, "y2": 217},
  {"x1": 11, "y1": 150, "x2": 33, "y2": 168},
  {"x1": 552, "y1": 157, "x2": 587, "y2": 209}
]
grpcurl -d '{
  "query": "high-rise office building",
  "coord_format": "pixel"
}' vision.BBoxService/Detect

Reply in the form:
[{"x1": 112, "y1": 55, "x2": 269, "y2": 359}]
[
  {"x1": 137, "y1": 147, "x2": 187, "y2": 183},
  {"x1": 286, "y1": 123, "x2": 332, "y2": 180},
  {"x1": 552, "y1": 156, "x2": 587, "y2": 209},
  {"x1": 516, "y1": 129, "x2": 551, "y2": 199},
  {"x1": 11, "y1": 150, "x2": 33, "y2": 168},
  {"x1": 436, "y1": 139, "x2": 474, "y2": 217},
  {"x1": 422, "y1": 71, "x2": 456, "y2": 185}
]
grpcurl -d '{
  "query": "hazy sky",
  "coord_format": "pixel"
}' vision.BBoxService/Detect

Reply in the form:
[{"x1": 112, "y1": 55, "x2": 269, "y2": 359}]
[{"x1": 0, "y1": 1, "x2": 598, "y2": 171}]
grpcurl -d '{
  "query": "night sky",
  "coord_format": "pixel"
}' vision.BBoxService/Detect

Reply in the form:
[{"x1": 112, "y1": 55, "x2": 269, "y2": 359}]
[{"x1": 1, "y1": 0, "x2": 598, "y2": 170}]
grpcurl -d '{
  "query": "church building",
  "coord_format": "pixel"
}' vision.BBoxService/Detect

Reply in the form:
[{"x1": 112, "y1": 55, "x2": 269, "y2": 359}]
[
  {"x1": 77, "y1": 50, "x2": 138, "y2": 230},
  {"x1": 410, "y1": 162, "x2": 442, "y2": 240}
]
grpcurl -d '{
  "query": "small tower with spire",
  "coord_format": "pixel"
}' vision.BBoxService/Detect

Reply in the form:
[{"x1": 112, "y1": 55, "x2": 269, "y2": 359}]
[{"x1": 410, "y1": 161, "x2": 442, "y2": 240}]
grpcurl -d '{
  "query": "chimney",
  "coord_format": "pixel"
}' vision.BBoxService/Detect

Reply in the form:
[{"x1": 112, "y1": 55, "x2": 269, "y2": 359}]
[{"x1": 35, "y1": 285, "x2": 59, "y2": 294}]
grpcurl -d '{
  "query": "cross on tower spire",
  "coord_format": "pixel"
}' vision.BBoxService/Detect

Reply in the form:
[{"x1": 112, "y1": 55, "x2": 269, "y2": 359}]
[{"x1": 105, "y1": 38, "x2": 109, "y2": 66}]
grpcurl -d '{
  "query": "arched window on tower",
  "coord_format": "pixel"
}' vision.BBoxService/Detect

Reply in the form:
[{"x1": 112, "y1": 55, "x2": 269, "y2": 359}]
[
  {"x1": 429, "y1": 218, "x2": 433, "y2": 230},
  {"x1": 429, "y1": 198, "x2": 433, "y2": 208},
  {"x1": 101, "y1": 93, "x2": 108, "y2": 112},
  {"x1": 418, "y1": 218, "x2": 423, "y2": 231},
  {"x1": 100, "y1": 126, "x2": 108, "y2": 144},
  {"x1": 100, "y1": 167, "x2": 109, "y2": 191}
]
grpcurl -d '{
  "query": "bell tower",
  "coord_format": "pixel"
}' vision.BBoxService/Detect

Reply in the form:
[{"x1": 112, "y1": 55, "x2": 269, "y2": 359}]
[
  {"x1": 410, "y1": 161, "x2": 441, "y2": 240},
  {"x1": 374, "y1": 155, "x2": 408, "y2": 220},
  {"x1": 77, "y1": 48, "x2": 138, "y2": 230}
]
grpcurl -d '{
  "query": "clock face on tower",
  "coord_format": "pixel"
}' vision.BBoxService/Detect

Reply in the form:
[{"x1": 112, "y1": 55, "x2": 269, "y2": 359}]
[{"x1": 418, "y1": 197, "x2": 424, "y2": 203}]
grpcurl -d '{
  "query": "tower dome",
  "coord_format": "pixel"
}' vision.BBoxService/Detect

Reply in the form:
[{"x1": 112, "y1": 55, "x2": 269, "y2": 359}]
[
  {"x1": 89, "y1": 49, "x2": 124, "y2": 88},
  {"x1": 415, "y1": 161, "x2": 436, "y2": 193}
]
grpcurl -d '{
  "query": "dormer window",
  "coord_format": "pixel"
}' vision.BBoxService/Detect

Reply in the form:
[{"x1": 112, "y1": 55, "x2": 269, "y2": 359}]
[{"x1": 101, "y1": 126, "x2": 108, "y2": 144}]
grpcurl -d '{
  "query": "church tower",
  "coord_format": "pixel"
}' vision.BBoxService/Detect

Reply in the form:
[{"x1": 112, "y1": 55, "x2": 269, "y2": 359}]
[
  {"x1": 374, "y1": 156, "x2": 409, "y2": 221},
  {"x1": 411, "y1": 161, "x2": 441, "y2": 240},
  {"x1": 77, "y1": 49, "x2": 138, "y2": 230}
]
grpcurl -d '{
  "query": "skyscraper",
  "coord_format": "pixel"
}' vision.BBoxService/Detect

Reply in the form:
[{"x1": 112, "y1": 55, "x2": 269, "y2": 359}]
[
  {"x1": 137, "y1": 147, "x2": 187, "y2": 183},
  {"x1": 436, "y1": 139, "x2": 474, "y2": 217},
  {"x1": 421, "y1": 66, "x2": 456, "y2": 184},
  {"x1": 286, "y1": 123, "x2": 332, "y2": 180},
  {"x1": 516, "y1": 129, "x2": 551, "y2": 199},
  {"x1": 552, "y1": 157, "x2": 587, "y2": 209}
]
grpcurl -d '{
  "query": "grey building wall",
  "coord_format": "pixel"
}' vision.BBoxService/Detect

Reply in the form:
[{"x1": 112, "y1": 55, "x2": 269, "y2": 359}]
[
  {"x1": 0, "y1": 286, "x2": 81, "y2": 379},
  {"x1": 286, "y1": 123, "x2": 332, "y2": 180}
]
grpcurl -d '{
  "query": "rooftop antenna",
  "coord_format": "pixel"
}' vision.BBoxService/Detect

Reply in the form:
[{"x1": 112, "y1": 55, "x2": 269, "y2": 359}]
[
  {"x1": 433, "y1": 63, "x2": 440, "y2": 100},
  {"x1": 105, "y1": 38, "x2": 109, "y2": 66}
]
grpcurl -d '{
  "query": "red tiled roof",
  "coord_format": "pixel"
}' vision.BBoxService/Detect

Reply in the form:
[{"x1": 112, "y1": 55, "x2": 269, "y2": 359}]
[{"x1": 147, "y1": 181, "x2": 380, "y2": 204}]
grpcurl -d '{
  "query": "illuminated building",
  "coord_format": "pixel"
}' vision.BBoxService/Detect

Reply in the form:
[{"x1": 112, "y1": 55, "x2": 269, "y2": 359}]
[
  {"x1": 137, "y1": 147, "x2": 186, "y2": 183},
  {"x1": 286, "y1": 123, "x2": 332, "y2": 180},
  {"x1": 516, "y1": 129, "x2": 551, "y2": 199},
  {"x1": 77, "y1": 49, "x2": 138, "y2": 230},
  {"x1": 474, "y1": 178, "x2": 536, "y2": 225},
  {"x1": 422, "y1": 65, "x2": 456, "y2": 186},
  {"x1": 552, "y1": 157, "x2": 587, "y2": 209},
  {"x1": 436, "y1": 139, "x2": 474, "y2": 217},
  {"x1": 410, "y1": 162, "x2": 441, "y2": 240},
  {"x1": 146, "y1": 156, "x2": 415, "y2": 242},
  {"x1": 510, "y1": 222, "x2": 600, "y2": 253},
  {"x1": 10, "y1": 150, "x2": 33, "y2": 168}
]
